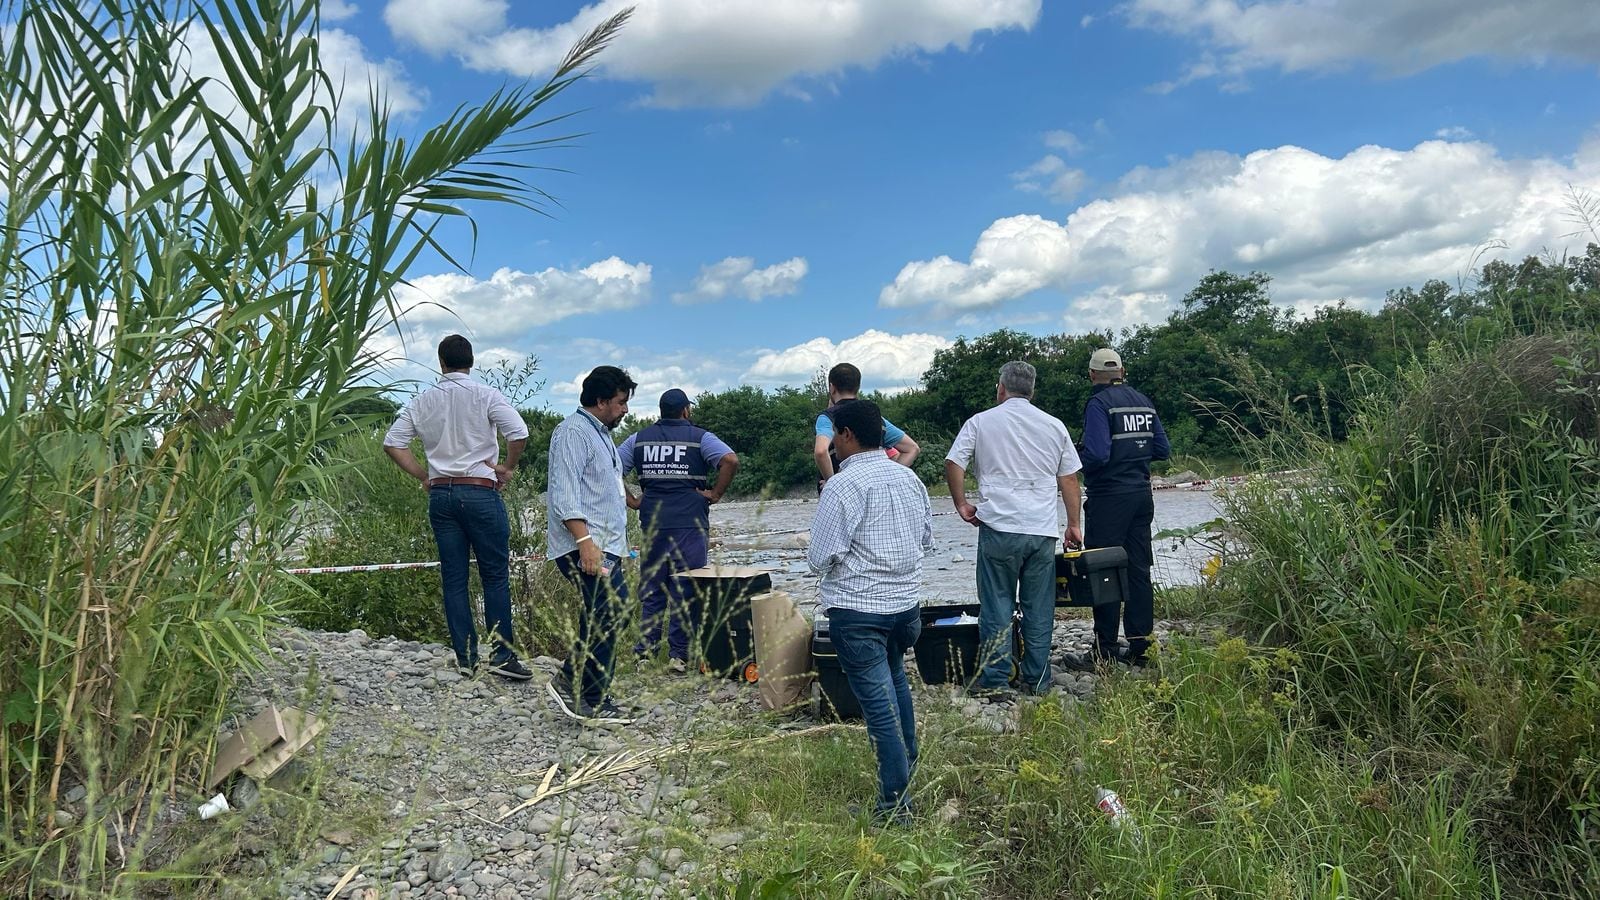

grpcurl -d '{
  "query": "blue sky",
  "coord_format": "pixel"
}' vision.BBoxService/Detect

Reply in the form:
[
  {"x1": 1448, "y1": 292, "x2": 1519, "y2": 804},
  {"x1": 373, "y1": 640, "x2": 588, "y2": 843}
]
[{"x1": 323, "y1": 0, "x2": 1600, "y2": 407}]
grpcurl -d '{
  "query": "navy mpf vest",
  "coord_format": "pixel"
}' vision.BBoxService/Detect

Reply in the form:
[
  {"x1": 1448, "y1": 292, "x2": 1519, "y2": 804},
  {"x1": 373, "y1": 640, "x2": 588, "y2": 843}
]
[
  {"x1": 1085, "y1": 382, "x2": 1161, "y2": 495},
  {"x1": 632, "y1": 418, "x2": 711, "y2": 530}
]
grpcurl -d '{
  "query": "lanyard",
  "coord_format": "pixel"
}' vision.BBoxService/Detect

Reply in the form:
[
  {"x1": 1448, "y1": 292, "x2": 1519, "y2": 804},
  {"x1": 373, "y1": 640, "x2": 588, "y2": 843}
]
[{"x1": 578, "y1": 409, "x2": 620, "y2": 471}]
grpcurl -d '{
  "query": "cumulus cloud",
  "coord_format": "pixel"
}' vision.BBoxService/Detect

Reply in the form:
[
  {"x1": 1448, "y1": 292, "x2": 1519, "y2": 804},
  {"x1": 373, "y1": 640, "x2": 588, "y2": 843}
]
[
  {"x1": 317, "y1": 27, "x2": 427, "y2": 119},
  {"x1": 1125, "y1": 0, "x2": 1600, "y2": 89},
  {"x1": 1011, "y1": 155, "x2": 1087, "y2": 203},
  {"x1": 1435, "y1": 125, "x2": 1475, "y2": 140},
  {"x1": 673, "y1": 256, "x2": 808, "y2": 304},
  {"x1": 380, "y1": 257, "x2": 651, "y2": 357},
  {"x1": 322, "y1": 0, "x2": 360, "y2": 21},
  {"x1": 882, "y1": 135, "x2": 1600, "y2": 318},
  {"x1": 1043, "y1": 129, "x2": 1084, "y2": 154},
  {"x1": 744, "y1": 329, "x2": 952, "y2": 393},
  {"x1": 544, "y1": 340, "x2": 739, "y2": 408},
  {"x1": 384, "y1": 0, "x2": 1040, "y2": 106}
]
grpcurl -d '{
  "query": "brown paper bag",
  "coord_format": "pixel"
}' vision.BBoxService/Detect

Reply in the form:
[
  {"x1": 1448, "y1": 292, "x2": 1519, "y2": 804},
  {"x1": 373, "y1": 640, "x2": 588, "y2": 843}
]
[{"x1": 750, "y1": 590, "x2": 813, "y2": 711}]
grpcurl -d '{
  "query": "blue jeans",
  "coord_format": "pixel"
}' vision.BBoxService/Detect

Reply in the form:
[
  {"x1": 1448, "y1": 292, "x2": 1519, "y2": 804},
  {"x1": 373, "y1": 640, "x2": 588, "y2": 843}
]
[
  {"x1": 827, "y1": 605, "x2": 921, "y2": 814},
  {"x1": 554, "y1": 551, "x2": 628, "y2": 710},
  {"x1": 635, "y1": 527, "x2": 708, "y2": 661},
  {"x1": 975, "y1": 525, "x2": 1057, "y2": 692},
  {"x1": 428, "y1": 485, "x2": 515, "y2": 668}
]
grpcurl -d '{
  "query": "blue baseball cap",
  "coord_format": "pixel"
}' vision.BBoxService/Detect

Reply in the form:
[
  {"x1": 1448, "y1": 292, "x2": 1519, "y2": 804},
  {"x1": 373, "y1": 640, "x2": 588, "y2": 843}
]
[{"x1": 659, "y1": 388, "x2": 692, "y2": 415}]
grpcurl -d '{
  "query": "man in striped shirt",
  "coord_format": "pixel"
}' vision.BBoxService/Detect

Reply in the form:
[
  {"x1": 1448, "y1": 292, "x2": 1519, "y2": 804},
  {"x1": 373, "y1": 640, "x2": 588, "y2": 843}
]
[{"x1": 808, "y1": 399, "x2": 934, "y2": 823}]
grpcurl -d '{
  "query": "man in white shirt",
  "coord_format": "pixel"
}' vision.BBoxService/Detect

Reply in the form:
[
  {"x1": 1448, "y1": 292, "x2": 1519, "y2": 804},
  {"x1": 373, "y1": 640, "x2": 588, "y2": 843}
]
[
  {"x1": 383, "y1": 335, "x2": 532, "y2": 681},
  {"x1": 944, "y1": 361, "x2": 1083, "y2": 698},
  {"x1": 809, "y1": 399, "x2": 934, "y2": 823}
]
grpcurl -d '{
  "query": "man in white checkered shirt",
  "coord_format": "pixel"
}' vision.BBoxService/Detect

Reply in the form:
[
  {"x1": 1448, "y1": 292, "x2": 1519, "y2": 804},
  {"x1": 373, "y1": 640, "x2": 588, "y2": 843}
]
[{"x1": 808, "y1": 399, "x2": 933, "y2": 823}]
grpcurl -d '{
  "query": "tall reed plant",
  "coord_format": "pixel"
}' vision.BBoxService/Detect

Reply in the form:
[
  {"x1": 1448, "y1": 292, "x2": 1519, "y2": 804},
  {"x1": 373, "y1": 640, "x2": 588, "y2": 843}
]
[{"x1": 0, "y1": 0, "x2": 626, "y2": 892}]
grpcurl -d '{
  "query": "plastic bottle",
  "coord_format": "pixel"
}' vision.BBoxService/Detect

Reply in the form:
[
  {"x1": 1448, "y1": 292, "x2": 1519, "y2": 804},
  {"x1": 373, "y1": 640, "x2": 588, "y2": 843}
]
[{"x1": 1094, "y1": 787, "x2": 1140, "y2": 841}]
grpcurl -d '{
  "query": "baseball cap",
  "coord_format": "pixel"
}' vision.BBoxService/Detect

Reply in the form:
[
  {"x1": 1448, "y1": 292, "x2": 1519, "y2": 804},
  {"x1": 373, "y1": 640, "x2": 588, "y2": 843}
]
[
  {"x1": 659, "y1": 388, "x2": 692, "y2": 414},
  {"x1": 1088, "y1": 348, "x2": 1123, "y2": 371}
]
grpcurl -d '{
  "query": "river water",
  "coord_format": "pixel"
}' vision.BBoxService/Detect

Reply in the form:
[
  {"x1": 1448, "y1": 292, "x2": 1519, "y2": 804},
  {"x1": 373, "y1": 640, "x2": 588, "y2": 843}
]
[{"x1": 703, "y1": 489, "x2": 1223, "y2": 610}]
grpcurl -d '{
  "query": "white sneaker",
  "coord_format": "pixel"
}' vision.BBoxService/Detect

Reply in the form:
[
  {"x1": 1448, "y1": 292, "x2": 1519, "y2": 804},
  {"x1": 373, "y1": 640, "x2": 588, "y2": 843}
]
[{"x1": 667, "y1": 658, "x2": 687, "y2": 675}]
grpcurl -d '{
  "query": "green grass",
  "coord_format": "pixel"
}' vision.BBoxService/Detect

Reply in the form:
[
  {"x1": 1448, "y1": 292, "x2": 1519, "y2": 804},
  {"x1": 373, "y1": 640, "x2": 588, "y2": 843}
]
[{"x1": 691, "y1": 638, "x2": 1495, "y2": 898}]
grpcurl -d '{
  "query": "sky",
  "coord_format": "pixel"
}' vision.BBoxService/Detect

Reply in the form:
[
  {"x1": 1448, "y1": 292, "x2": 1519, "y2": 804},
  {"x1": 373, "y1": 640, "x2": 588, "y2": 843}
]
[{"x1": 319, "y1": 0, "x2": 1600, "y2": 408}]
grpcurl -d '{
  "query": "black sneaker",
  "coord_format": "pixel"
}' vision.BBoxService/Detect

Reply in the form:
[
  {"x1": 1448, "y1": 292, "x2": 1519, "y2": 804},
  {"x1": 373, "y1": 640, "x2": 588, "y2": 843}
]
[
  {"x1": 546, "y1": 675, "x2": 584, "y2": 721},
  {"x1": 583, "y1": 699, "x2": 634, "y2": 727},
  {"x1": 969, "y1": 684, "x2": 1015, "y2": 703},
  {"x1": 1061, "y1": 650, "x2": 1117, "y2": 673},
  {"x1": 1114, "y1": 649, "x2": 1149, "y2": 668},
  {"x1": 487, "y1": 659, "x2": 533, "y2": 681}
]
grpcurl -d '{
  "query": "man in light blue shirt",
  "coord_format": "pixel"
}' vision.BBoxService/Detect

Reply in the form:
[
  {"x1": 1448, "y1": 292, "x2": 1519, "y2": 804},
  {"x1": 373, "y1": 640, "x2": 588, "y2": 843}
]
[
  {"x1": 812, "y1": 363, "x2": 920, "y2": 493},
  {"x1": 545, "y1": 365, "x2": 636, "y2": 726}
]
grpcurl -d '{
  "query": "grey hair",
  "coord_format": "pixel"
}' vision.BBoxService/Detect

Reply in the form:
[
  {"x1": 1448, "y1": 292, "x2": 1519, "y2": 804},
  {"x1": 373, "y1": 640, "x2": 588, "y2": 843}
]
[{"x1": 999, "y1": 360, "x2": 1036, "y2": 398}]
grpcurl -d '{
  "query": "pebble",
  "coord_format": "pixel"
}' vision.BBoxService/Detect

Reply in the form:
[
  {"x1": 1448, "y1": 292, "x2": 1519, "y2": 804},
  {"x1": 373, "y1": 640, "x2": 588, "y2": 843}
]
[{"x1": 427, "y1": 842, "x2": 472, "y2": 882}]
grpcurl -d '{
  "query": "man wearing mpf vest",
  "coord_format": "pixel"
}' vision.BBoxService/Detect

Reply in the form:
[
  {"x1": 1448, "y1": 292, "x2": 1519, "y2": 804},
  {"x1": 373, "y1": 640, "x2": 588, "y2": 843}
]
[
  {"x1": 618, "y1": 389, "x2": 739, "y2": 673},
  {"x1": 1065, "y1": 348, "x2": 1171, "y2": 670}
]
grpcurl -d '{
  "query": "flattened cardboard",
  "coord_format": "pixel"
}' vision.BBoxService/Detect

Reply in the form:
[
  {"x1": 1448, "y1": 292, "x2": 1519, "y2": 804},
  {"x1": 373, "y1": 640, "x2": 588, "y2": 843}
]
[{"x1": 208, "y1": 705, "x2": 326, "y2": 790}]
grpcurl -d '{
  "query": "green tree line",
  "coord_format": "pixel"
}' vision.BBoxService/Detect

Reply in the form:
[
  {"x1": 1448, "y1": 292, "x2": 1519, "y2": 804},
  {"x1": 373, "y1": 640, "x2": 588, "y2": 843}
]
[{"x1": 358, "y1": 247, "x2": 1600, "y2": 497}]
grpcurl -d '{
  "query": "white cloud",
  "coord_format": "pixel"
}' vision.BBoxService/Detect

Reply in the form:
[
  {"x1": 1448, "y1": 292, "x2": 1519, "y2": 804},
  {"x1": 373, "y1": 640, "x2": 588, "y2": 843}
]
[
  {"x1": 384, "y1": 0, "x2": 1041, "y2": 106},
  {"x1": 673, "y1": 256, "x2": 809, "y2": 304},
  {"x1": 322, "y1": 0, "x2": 360, "y2": 21},
  {"x1": 1043, "y1": 129, "x2": 1083, "y2": 154},
  {"x1": 386, "y1": 257, "x2": 651, "y2": 350},
  {"x1": 882, "y1": 134, "x2": 1600, "y2": 317},
  {"x1": 318, "y1": 27, "x2": 427, "y2": 119},
  {"x1": 544, "y1": 341, "x2": 739, "y2": 409},
  {"x1": 1011, "y1": 154, "x2": 1087, "y2": 203},
  {"x1": 1125, "y1": 0, "x2": 1600, "y2": 89},
  {"x1": 1435, "y1": 125, "x2": 1475, "y2": 140},
  {"x1": 744, "y1": 329, "x2": 952, "y2": 393}
]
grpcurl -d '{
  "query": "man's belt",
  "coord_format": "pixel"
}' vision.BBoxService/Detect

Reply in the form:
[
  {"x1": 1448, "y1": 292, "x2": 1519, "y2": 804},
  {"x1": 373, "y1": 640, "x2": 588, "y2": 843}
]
[{"x1": 427, "y1": 476, "x2": 498, "y2": 489}]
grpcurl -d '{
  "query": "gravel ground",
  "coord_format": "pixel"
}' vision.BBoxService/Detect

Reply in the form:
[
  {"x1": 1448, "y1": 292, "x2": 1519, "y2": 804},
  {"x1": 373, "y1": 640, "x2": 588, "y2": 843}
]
[
  {"x1": 225, "y1": 613, "x2": 1203, "y2": 900},
  {"x1": 202, "y1": 489, "x2": 1223, "y2": 898}
]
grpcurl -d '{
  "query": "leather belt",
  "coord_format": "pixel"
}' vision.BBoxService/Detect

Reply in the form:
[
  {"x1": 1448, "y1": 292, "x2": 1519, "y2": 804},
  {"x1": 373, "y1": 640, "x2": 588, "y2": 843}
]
[{"x1": 427, "y1": 476, "x2": 498, "y2": 489}]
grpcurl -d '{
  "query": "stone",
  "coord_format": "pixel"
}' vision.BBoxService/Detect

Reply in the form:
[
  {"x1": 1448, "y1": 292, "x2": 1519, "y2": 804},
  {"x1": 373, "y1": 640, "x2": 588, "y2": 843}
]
[
  {"x1": 707, "y1": 831, "x2": 742, "y2": 851},
  {"x1": 63, "y1": 785, "x2": 87, "y2": 804},
  {"x1": 52, "y1": 809, "x2": 77, "y2": 828},
  {"x1": 427, "y1": 842, "x2": 473, "y2": 882},
  {"x1": 497, "y1": 832, "x2": 528, "y2": 851}
]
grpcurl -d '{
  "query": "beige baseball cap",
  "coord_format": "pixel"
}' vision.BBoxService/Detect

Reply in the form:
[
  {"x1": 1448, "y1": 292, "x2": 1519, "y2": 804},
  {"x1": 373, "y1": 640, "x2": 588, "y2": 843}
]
[{"x1": 1089, "y1": 348, "x2": 1123, "y2": 371}]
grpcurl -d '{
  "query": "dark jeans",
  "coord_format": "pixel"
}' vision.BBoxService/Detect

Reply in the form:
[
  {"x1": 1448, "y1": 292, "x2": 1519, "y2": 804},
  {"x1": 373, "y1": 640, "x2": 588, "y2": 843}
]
[
  {"x1": 828, "y1": 605, "x2": 921, "y2": 814},
  {"x1": 635, "y1": 527, "x2": 708, "y2": 661},
  {"x1": 428, "y1": 485, "x2": 515, "y2": 668},
  {"x1": 1086, "y1": 490, "x2": 1156, "y2": 657},
  {"x1": 975, "y1": 525, "x2": 1057, "y2": 692},
  {"x1": 554, "y1": 551, "x2": 628, "y2": 710}
]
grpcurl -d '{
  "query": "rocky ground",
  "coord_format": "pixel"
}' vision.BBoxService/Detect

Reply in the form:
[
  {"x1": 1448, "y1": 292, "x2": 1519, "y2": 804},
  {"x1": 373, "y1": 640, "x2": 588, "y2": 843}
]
[{"x1": 212, "y1": 614, "x2": 1204, "y2": 899}]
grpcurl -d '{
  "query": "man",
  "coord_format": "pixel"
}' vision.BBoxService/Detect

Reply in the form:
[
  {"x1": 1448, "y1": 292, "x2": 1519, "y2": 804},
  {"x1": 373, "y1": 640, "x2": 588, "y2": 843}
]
[
  {"x1": 944, "y1": 361, "x2": 1083, "y2": 699},
  {"x1": 808, "y1": 399, "x2": 933, "y2": 823},
  {"x1": 813, "y1": 363, "x2": 920, "y2": 492},
  {"x1": 546, "y1": 365, "x2": 637, "y2": 725},
  {"x1": 383, "y1": 334, "x2": 533, "y2": 681},
  {"x1": 619, "y1": 388, "x2": 739, "y2": 672},
  {"x1": 1065, "y1": 348, "x2": 1170, "y2": 670}
]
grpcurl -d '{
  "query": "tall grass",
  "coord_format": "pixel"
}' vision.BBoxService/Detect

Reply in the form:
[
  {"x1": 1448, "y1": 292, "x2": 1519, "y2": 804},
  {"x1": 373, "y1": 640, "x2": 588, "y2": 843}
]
[
  {"x1": 1221, "y1": 329, "x2": 1600, "y2": 892},
  {"x1": 699, "y1": 640, "x2": 1492, "y2": 898},
  {"x1": 0, "y1": 0, "x2": 627, "y2": 893}
]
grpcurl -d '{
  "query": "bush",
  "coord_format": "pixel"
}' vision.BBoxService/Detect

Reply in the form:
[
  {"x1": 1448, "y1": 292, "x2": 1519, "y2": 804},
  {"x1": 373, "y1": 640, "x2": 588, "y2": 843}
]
[{"x1": 1220, "y1": 330, "x2": 1600, "y2": 891}]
